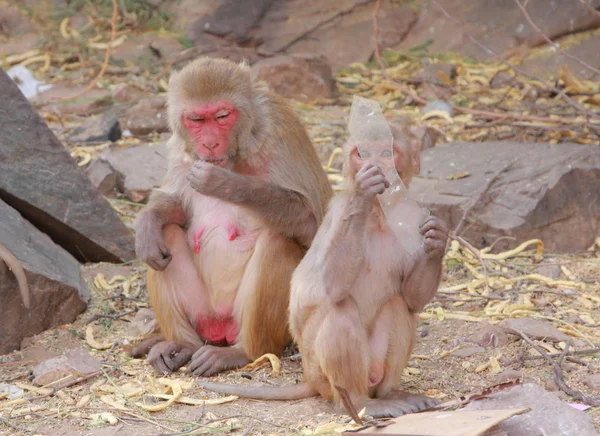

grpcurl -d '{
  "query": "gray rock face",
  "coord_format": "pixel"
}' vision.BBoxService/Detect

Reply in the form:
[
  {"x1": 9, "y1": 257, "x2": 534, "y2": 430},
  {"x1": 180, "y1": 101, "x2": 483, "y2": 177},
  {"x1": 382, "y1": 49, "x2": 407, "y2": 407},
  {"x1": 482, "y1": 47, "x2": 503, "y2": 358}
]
[
  {"x1": 0, "y1": 199, "x2": 88, "y2": 355},
  {"x1": 252, "y1": 54, "x2": 335, "y2": 102},
  {"x1": 68, "y1": 111, "x2": 122, "y2": 143},
  {"x1": 32, "y1": 348, "x2": 101, "y2": 387},
  {"x1": 498, "y1": 318, "x2": 572, "y2": 343},
  {"x1": 412, "y1": 141, "x2": 600, "y2": 252},
  {"x1": 0, "y1": 69, "x2": 135, "y2": 263},
  {"x1": 100, "y1": 143, "x2": 169, "y2": 203}
]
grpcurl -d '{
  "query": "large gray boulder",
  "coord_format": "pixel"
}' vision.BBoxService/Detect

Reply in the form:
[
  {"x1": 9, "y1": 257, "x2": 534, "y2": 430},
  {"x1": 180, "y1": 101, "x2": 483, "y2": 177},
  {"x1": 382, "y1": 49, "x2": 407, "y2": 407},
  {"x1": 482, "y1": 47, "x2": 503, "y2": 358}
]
[
  {"x1": 0, "y1": 199, "x2": 89, "y2": 355},
  {"x1": 0, "y1": 69, "x2": 135, "y2": 263},
  {"x1": 412, "y1": 141, "x2": 600, "y2": 252}
]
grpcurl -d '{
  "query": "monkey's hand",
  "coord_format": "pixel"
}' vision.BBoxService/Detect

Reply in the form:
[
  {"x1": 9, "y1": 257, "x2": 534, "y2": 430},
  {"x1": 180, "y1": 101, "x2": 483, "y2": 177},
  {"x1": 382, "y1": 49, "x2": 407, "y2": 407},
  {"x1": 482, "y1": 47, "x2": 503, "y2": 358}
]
[
  {"x1": 354, "y1": 163, "x2": 390, "y2": 204},
  {"x1": 420, "y1": 215, "x2": 448, "y2": 259},
  {"x1": 187, "y1": 160, "x2": 233, "y2": 197},
  {"x1": 135, "y1": 214, "x2": 172, "y2": 271}
]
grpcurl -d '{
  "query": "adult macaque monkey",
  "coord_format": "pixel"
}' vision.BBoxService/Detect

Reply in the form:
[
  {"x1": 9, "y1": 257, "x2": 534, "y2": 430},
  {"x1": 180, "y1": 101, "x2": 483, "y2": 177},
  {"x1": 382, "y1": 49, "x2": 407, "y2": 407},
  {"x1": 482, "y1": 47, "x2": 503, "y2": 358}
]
[
  {"x1": 132, "y1": 57, "x2": 332, "y2": 376},
  {"x1": 201, "y1": 122, "x2": 448, "y2": 418}
]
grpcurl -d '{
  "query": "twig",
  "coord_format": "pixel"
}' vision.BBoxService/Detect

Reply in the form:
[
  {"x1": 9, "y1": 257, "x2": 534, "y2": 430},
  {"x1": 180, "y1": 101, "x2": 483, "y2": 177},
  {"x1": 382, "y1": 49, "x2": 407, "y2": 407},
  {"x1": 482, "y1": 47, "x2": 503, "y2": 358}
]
[
  {"x1": 454, "y1": 159, "x2": 517, "y2": 237},
  {"x1": 518, "y1": 332, "x2": 600, "y2": 406},
  {"x1": 160, "y1": 414, "x2": 286, "y2": 436},
  {"x1": 28, "y1": 368, "x2": 116, "y2": 401},
  {"x1": 436, "y1": 290, "x2": 507, "y2": 301},
  {"x1": 85, "y1": 309, "x2": 136, "y2": 325},
  {"x1": 58, "y1": 0, "x2": 119, "y2": 101},
  {"x1": 452, "y1": 235, "x2": 490, "y2": 293},
  {"x1": 515, "y1": 0, "x2": 600, "y2": 76}
]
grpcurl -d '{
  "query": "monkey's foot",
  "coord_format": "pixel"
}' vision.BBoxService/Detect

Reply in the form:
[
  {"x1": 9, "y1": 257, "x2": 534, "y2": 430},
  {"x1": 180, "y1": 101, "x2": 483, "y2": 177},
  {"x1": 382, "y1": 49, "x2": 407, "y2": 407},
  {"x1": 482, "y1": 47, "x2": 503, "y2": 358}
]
[
  {"x1": 186, "y1": 345, "x2": 251, "y2": 377},
  {"x1": 148, "y1": 341, "x2": 194, "y2": 375},
  {"x1": 365, "y1": 392, "x2": 439, "y2": 418}
]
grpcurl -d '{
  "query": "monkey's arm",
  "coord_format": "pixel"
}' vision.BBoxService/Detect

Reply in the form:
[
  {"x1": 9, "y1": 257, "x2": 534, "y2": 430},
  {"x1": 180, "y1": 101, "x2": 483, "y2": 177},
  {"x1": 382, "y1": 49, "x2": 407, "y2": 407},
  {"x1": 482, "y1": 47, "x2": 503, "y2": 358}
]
[
  {"x1": 401, "y1": 216, "x2": 448, "y2": 313},
  {"x1": 134, "y1": 191, "x2": 187, "y2": 271},
  {"x1": 319, "y1": 195, "x2": 370, "y2": 305},
  {"x1": 187, "y1": 162, "x2": 317, "y2": 247}
]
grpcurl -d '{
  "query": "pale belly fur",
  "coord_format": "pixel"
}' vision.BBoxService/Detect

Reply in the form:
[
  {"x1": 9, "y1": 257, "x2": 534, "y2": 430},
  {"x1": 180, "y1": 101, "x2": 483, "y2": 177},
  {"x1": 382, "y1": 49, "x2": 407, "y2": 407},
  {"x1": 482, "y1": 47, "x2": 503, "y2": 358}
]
[{"x1": 187, "y1": 196, "x2": 262, "y2": 317}]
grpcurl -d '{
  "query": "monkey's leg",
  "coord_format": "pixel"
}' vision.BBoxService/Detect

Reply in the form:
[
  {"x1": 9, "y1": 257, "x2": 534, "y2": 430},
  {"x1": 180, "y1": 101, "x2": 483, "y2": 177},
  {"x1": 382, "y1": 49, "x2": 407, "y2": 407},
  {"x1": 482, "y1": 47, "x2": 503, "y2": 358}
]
[
  {"x1": 145, "y1": 224, "x2": 206, "y2": 374},
  {"x1": 309, "y1": 299, "x2": 372, "y2": 413},
  {"x1": 365, "y1": 296, "x2": 438, "y2": 418},
  {"x1": 188, "y1": 232, "x2": 304, "y2": 377}
]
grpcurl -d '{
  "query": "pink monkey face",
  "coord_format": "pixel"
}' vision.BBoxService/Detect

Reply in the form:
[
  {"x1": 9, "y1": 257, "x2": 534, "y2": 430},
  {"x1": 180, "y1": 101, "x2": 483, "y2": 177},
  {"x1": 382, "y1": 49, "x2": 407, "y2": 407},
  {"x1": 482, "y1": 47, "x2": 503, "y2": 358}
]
[{"x1": 182, "y1": 101, "x2": 240, "y2": 166}]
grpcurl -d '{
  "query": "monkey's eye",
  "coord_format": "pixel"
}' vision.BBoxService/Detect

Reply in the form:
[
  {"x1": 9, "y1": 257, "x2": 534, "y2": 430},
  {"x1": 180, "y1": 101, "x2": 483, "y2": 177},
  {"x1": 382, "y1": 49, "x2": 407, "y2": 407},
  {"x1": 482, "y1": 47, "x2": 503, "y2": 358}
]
[
  {"x1": 215, "y1": 110, "x2": 230, "y2": 119},
  {"x1": 187, "y1": 115, "x2": 205, "y2": 122},
  {"x1": 380, "y1": 150, "x2": 393, "y2": 158},
  {"x1": 358, "y1": 150, "x2": 371, "y2": 159}
]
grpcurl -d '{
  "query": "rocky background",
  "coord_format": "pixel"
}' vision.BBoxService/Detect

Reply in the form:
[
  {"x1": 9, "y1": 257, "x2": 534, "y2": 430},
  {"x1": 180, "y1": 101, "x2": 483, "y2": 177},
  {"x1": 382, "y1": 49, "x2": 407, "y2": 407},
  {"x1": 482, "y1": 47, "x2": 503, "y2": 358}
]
[{"x1": 0, "y1": 0, "x2": 600, "y2": 435}]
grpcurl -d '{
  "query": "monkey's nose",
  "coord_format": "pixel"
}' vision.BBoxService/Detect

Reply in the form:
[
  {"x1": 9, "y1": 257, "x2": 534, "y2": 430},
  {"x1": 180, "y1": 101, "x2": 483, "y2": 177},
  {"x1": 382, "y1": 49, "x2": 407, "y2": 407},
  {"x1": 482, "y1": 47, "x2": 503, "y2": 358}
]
[{"x1": 202, "y1": 141, "x2": 219, "y2": 150}]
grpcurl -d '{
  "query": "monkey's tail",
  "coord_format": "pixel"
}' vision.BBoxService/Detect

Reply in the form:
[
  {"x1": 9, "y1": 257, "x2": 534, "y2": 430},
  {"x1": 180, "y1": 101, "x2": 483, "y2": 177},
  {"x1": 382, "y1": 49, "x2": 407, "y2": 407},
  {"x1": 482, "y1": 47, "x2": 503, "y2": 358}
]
[
  {"x1": 0, "y1": 243, "x2": 30, "y2": 309},
  {"x1": 201, "y1": 381, "x2": 318, "y2": 400}
]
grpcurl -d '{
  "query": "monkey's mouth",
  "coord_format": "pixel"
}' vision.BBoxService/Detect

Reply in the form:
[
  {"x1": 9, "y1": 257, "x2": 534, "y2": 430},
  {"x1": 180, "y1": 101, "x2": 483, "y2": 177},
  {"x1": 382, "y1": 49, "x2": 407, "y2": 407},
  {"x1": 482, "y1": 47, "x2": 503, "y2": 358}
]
[{"x1": 201, "y1": 157, "x2": 228, "y2": 166}]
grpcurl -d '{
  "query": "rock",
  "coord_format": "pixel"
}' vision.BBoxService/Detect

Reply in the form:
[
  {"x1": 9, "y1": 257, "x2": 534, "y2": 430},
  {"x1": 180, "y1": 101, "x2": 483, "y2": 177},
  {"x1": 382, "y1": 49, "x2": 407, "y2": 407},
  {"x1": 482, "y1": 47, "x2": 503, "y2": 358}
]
[
  {"x1": 68, "y1": 112, "x2": 122, "y2": 143},
  {"x1": 521, "y1": 34, "x2": 600, "y2": 80},
  {"x1": 462, "y1": 383, "x2": 597, "y2": 436},
  {"x1": 583, "y1": 374, "x2": 600, "y2": 391},
  {"x1": 0, "y1": 383, "x2": 24, "y2": 400},
  {"x1": 112, "y1": 83, "x2": 147, "y2": 104},
  {"x1": 0, "y1": 6, "x2": 34, "y2": 36},
  {"x1": 0, "y1": 199, "x2": 89, "y2": 355},
  {"x1": 413, "y1": 63, "x2": 457, "y2": 86},
  {"x1": 197, "y1": 0, "x2": 275, "y2": 42},
  {"x1": 468, "y1": 321, "x2": 509, "y2": 348},
  {"x1": 492, "y1": 370, "x2": 524, "y2": 385},
  {"x1": 32, "y1": 84, "x2": 113, "y2": 116},
  {"x1": 251, "y1": 0, "x2": 417, "y2": 70},
  {"x1": 32, "y1": 348, "x2": 101, "y2": 387},
  {"x1": 100, "y1": 143, "x2": 169, "y2": 203},
  {"x1": 86, "y1": 159, "x2": 117, "y2": 196},
  {"x1": 452, "y1": 346, "x2": 485, "y2": 358},
  {"x1": 422, "y1": 99, "x2": 454, "y2": 117},
  {"x1": 125, "y1": 96, "x2": 169, "y2": 136},
  {"x1": 132, "y1": 308, "x2": 159, "y2": 336},
  {"x1": 397, "y1": 0, "x2": 600, "y2": 62},
  {"x1": 535, "y1": 265, "x2": 561, "y2": 280},
  {"x1": 498, "y1": 319, "x2": 571, "y2": 343},
  {"x1": 0, "y1": 70, "x2": 135, "y2": 263},
  {"x1": 252, "y1": 54, "x2": 335, "y2": 102},
  {"x1": 411, "y1": 141, "x2": 600, "y2": 252},
  {"x1": 0, "y1": 32, "x2": 39, "y2": 57}
]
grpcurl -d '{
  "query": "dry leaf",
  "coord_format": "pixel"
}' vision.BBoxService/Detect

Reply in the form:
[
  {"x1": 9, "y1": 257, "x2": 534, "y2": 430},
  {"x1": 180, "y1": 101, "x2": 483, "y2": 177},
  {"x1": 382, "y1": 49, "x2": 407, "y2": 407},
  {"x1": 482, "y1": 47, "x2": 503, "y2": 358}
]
[
  {"x1": 86, "y1": 326, "x2": 112, "y2": 350},
  {"x1": 242, "y1": 353, "x2": 282, "y2": 376}
]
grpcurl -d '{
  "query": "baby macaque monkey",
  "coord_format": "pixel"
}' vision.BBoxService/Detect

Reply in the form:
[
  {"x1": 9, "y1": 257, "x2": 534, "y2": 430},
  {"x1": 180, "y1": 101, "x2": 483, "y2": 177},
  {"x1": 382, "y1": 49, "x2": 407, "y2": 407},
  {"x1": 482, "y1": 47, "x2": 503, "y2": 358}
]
[{"x1": 201, "y1": 122, "x2": 448, "y2": 418}]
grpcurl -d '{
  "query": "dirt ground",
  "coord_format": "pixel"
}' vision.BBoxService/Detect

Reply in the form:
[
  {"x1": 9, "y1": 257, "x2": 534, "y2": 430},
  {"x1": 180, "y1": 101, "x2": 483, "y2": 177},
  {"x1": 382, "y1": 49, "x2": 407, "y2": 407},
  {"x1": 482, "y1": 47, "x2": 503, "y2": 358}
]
[{"x1": 1, "y1": 1, "x2": 600, "y2": 435}]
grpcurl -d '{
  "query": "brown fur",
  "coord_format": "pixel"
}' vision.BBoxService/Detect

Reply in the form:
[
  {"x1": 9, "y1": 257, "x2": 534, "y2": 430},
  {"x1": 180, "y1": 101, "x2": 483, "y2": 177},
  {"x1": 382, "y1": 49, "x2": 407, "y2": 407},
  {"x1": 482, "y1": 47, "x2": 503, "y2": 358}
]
[{"x1": 133, "y1": 57, "x2": 332, "y2": 376}]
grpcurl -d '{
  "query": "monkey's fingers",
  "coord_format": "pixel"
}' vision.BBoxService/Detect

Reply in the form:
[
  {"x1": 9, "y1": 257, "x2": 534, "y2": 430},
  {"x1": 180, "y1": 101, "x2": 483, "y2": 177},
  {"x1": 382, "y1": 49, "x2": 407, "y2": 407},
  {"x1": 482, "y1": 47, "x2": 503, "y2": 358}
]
[{"x1": 419, "y1": 217, "x2": 446, "y2": 236}]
